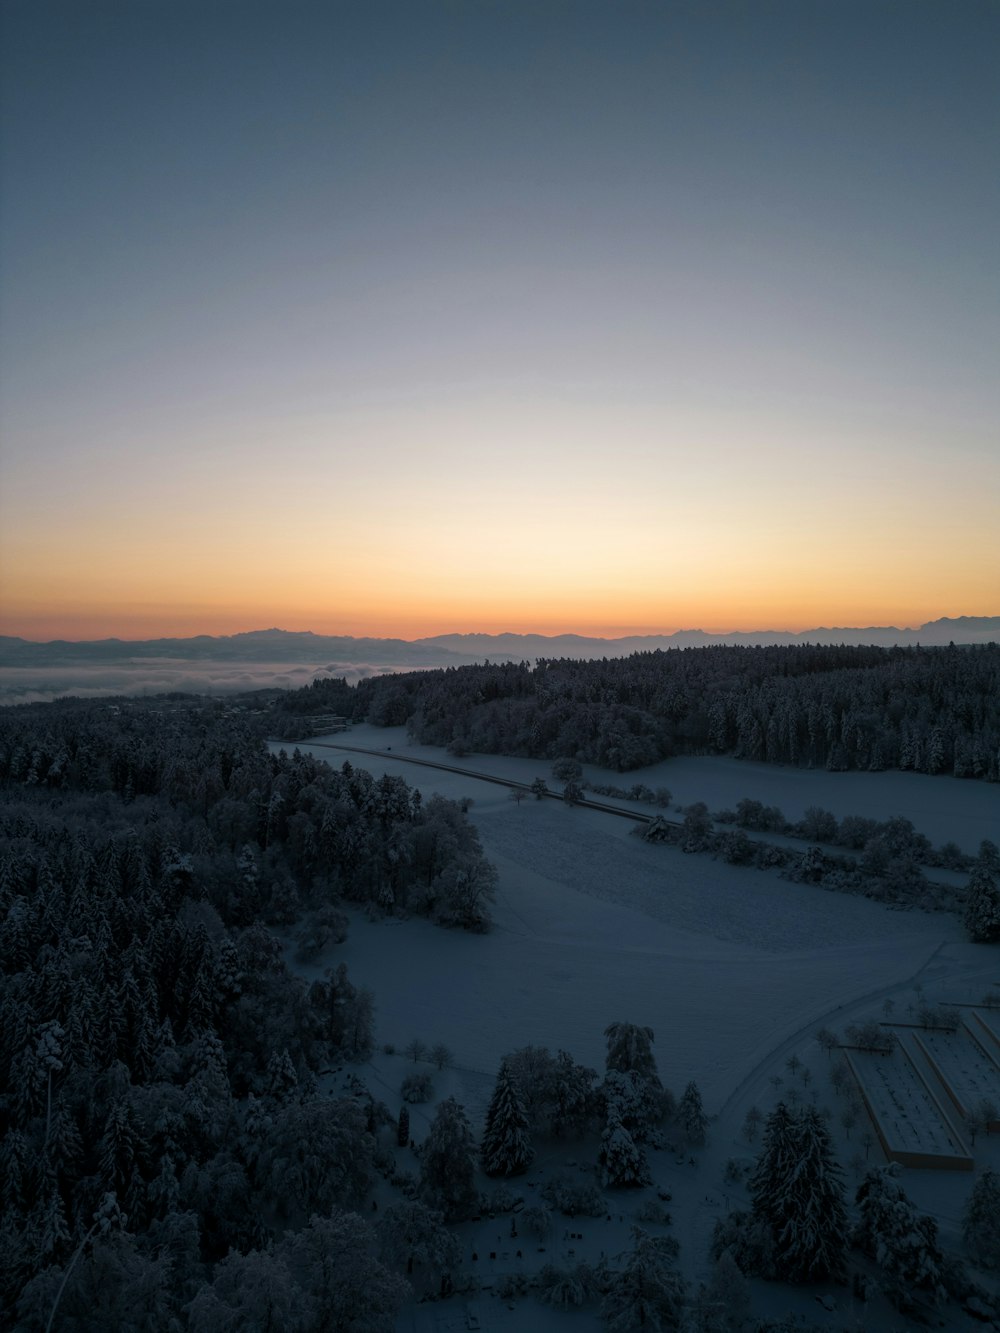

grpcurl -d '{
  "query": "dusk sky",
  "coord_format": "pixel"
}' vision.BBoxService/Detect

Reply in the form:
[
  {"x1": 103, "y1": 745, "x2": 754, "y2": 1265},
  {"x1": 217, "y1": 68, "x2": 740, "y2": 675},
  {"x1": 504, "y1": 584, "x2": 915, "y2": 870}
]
[{"x1": 1, "y1": 0, "x2": 997, "y2": 641}]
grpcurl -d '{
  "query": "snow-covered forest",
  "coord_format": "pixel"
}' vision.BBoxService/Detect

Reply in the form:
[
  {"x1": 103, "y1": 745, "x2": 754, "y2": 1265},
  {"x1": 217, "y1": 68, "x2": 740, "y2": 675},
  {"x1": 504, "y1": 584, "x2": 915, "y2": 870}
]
[
  {"x1": 268, "y1": 644, "x2": 1000, "y2": 784},
  {"x1": 0, "y1": 697, "x2": 497, "y2": 1327},
  {"x1": 2, "y1": 688, "x2": 999, "y2": 1332}
]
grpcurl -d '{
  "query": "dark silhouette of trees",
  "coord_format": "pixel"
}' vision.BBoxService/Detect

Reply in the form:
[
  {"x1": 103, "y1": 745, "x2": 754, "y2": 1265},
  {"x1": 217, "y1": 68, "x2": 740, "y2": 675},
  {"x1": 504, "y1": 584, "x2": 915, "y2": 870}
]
[
  {"x1": 481, "y1": 1060, "x2": 533, "y2": 1177},
  {"x1": 316, "y1": 643, "x2": 1000, "y2": 781},
  {"x1": 0, "y1": 693, "x2": 500, "y2": 1327}
]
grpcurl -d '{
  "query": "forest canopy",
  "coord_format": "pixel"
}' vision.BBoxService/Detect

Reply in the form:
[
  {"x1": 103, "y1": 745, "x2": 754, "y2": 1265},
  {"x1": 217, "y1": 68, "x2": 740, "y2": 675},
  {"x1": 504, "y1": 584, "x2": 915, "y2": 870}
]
[{"x1": 269, "y1": 643, "x2": 1000, "y2": 782}]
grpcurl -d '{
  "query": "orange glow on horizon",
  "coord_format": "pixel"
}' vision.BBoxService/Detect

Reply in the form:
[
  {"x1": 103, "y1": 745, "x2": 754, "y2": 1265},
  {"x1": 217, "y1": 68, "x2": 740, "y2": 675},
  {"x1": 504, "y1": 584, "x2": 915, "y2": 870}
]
[{"x1": 0, "y1": 599, "x2": 987, "y2": 645}]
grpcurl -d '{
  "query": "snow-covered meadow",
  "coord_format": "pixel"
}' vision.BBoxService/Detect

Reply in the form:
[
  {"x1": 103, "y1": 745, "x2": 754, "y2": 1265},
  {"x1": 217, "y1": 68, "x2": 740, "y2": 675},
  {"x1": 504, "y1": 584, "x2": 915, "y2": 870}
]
[{"x1": 272, "y1": 727, "x2": 1000, "y2": 1328}]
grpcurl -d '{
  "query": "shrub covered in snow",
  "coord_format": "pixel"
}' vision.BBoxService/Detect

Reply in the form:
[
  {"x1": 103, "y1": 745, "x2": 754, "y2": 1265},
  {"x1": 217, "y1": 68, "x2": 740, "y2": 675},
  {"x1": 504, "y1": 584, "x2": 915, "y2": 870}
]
[
  {"x1": 535, "y1": 1262, "x2": 597, "y2": 1308},
  {"x1": 540, "y1": 1174, "x2": 606, "y2": 1217},
  {"x1": 401, "y1": 1073, "x2": 433, "y2": 1103}
]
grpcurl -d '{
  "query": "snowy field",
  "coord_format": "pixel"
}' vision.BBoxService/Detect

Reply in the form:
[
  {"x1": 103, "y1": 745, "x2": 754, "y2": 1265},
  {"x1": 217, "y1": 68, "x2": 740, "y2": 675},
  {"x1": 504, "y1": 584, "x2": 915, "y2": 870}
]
[
  {"x1": 272, "y1": 728, "x2": 1000, "y2": 1329},
  {"x1": 293, "y1": 722, "x2": 1000, "y2": 853}
]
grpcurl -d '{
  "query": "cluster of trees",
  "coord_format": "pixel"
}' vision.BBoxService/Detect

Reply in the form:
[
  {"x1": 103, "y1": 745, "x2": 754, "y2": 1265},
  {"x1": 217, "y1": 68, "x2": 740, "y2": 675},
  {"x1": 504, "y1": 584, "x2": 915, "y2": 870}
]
[
  {"x1": 716, "y1": 800, "x2": 973, "y2": 870},
  {"x1": 641, "y1": 796, "x2": 999, "y2": 934},
  {"x1": 283, "y1": 643, "x2": 1000, "y2": 780},
  {"x1": 474, "y1": 1024, "x2": 707, "y2": 1196},
  {"x1": 0, "y1": 696, "x2": 497, "y2": 933},
  {"x1": 717, "y1": 1104, "x2": 1000, "y2": 1318},
  {"x1": 0, "y1": 695, "x2": 499, "y2": 1327},
  {"x1": 642, "y1": 807, "x2": 967, "y2": 916}
]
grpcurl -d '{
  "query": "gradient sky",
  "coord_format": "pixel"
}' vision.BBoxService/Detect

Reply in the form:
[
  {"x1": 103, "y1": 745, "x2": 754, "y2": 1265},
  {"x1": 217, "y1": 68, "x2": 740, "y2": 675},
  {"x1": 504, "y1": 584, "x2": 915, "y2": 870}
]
[{"x1": 1, "y1": 0, "x2": 997, "y2": 641}]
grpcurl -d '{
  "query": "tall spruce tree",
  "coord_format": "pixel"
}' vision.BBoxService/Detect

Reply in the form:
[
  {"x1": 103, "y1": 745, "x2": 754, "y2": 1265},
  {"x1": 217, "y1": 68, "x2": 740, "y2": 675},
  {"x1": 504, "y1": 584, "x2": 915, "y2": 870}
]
[
  {"x1": 748, "y1": 1102, "x2": 797, "y2": 1238},
  {"x1": 677, "y1": 1080, "x2": 708, "y2": 1147},
  {"x1": 420, "y1": 1097, "x2": 478, "y2": 1220},
  {"x1": 600, "y1": 1105, "x2": 651, "y2": 1188},
  {"x1": 750, "y1": 1103, "x2": 847, "y2": 1283},
  {"x1": 774, "y1": 1106, "x2": 847, "y2": 1282},
  {"x1": 600, "y1": 1231, "x2": 685, "y2": 1332},
  {"x1": 481, "y1": 1060, "x2": 533, "y2": 1177},
  {"x1": 962, "y1": 1168, "x2": 1000, "y2": 1269}
]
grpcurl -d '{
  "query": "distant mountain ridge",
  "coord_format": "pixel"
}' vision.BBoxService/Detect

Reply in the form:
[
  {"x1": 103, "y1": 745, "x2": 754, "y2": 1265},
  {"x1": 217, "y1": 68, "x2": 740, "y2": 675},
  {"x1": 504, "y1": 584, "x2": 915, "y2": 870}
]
[
  {"x1": 418, "y1": 616, "x2": 1000, "y2": 657},
  {"x1": 1, "y1": 616, "x2": 997, "y2": 668}
]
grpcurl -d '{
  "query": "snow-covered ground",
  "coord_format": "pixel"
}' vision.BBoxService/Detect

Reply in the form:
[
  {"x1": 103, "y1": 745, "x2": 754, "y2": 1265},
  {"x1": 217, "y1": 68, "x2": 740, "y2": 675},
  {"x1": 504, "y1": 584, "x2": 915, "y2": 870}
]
[
  {"x1": 274, "y1": 728, "x2": 1000, "y2": 1330},
  {"x1": 287, "y1": 722, "x2": 1000, "y2": 852}
]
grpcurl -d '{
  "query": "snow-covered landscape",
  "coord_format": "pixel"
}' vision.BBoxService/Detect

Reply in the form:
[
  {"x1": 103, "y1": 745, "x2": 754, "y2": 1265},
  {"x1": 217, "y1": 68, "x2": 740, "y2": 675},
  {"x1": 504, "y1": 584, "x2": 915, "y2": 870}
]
[
  {"x1": 4, "y1": 1, "x2": 1000, "y2": 1326},
  {"x1": 272, "y1": 724, "x2": 1000, "y2": 1330}
]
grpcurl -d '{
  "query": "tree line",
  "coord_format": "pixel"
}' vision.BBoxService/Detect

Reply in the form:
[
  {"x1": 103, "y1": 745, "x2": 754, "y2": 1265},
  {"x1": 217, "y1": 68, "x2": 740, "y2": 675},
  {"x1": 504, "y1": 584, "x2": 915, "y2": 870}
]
[{"x1": 268, "y1": 642, "x2": 1000, "y2": 781}]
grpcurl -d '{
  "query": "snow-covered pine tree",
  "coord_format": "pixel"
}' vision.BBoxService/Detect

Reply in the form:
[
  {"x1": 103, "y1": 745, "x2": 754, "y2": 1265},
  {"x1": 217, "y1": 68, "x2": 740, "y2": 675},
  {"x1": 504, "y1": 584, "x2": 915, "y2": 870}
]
[
  {"x1": 748, "y1": 1102, "x2": 797, "y2": 1237},
  {"x1": 855, "y1": 1162, "x2": 947, "y2": 1308},
  {"x1": 689, "y1": 1247, "x2": 750, "y2": 1333},
  {"x1": 749, "y1": 1103, "x2": 847, "y2": 1283},
  {"x1": 265, "y1": 1048, "x2": 298, "y2": 1104},
  {"x1": 964, "y1": 863, "x2": 1000, "y2": 942},
  {"x1": 604, "y1": 1022, "x2": 661, "y2": 1085},
  {"x1": 481, "y1": 1060, "x2": 533, "y2": 1177},
  {"x1": 420, "y1": 1097, "x2": 479, "y2": 1220},
  {"x1": 549, "y1": 1049, "x2": 597, "y2": 1137},
  {"x1": 600, "y1": 1230, "x2": 685, "y2": 1331},
  {"x1": 603, "y1": 1021, "x2": 669, "y2": 1137},
  {"x1": 962, "y1": 1168, "x2": 1000, "y2": 1270},
  {"x1": 772, "y1": 1105, "x2": 847, "y2": 1282},
  {"x1": 600, "y1": 1105, "x2": 651, "y2": 1188},
  {"x1": 677, "y1": 1080, "x2": 708, "y2": 1147}
]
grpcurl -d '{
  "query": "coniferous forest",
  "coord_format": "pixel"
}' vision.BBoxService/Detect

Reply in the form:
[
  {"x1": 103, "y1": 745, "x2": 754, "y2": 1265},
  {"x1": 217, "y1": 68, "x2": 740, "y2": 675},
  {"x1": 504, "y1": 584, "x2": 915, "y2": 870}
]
[
  {"x1": 0, "y1": 696, "x2": 496, "y2": 1328},
  {"x1": 270, "y1": 644, "x2": 1000, "y2": 782}
]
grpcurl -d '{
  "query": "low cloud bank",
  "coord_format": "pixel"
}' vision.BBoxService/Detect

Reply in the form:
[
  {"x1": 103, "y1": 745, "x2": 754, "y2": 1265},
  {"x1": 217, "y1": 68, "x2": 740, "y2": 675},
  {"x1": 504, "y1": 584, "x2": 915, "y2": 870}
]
[{"x1": 0, "y1": 660, "x2": 424, "y2": 706}]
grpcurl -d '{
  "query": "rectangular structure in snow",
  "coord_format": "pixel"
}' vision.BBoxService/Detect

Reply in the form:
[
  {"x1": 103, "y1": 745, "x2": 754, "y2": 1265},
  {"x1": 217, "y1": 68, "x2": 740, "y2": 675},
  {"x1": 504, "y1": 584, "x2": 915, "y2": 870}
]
[
  {"x1": 911, "y1": 1028, "x2": 1000, "y2": 1134},
  {"x1": 844, "y1": 1046, "x2": 973, "y2": 1171}
]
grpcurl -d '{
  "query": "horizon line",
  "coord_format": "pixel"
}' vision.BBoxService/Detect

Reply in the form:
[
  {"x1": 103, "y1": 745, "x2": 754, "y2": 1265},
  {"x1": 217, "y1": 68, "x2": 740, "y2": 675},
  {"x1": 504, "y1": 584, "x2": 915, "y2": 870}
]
[{"x1": 2, "y1": 613, "x2": 998, "y2": 647}]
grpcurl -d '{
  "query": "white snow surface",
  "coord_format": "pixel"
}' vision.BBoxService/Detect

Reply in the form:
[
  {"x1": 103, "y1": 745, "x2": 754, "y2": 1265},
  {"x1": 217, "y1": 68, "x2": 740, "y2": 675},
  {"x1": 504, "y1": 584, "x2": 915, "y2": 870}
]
[{"x1": 273, "y1": 727, "x2": 1000, "y2": 1330}]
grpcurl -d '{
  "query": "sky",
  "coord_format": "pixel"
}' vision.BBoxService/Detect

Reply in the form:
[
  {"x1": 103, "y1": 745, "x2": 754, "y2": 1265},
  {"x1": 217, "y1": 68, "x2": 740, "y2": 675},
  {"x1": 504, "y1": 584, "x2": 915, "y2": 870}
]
[{"x1": 1, "y1": 0, "x2": 998, "y2": 642}]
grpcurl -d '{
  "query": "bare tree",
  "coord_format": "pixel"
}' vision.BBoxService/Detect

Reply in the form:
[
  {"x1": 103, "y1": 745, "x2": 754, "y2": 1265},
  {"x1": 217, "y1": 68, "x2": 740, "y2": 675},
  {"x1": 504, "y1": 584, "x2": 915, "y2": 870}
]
[{"x1": 429, "y1": 1043, "x2": 453, "y2": 1072}]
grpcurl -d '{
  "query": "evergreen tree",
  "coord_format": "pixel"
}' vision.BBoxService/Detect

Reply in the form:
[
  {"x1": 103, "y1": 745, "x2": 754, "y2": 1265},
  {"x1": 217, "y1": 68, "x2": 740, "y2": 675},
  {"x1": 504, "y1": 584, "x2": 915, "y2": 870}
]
[
  {"x1": 750, "y1": 1104, "x2": 847, "y2": 1283},
  {"x1": 600, "y1": 1230, "x2": 685, "y2": 1332},
  {"x1": 962, "y1": 1168, "x2": 1000, "y2": 1270},
  {"x1": 419, "y1": 1097, "x2": 478, "y2": 1221},
  {"x1": 748, "y1": 1102, "x2": 797, "y2": 1238},
  {"x1": 855, "y1": 1163, "x2": 946, "y2": 1309},
  {"x1": 964, "y1": 864, "x2": 1000, "y2": 942},
  {"x1": 550, "y1": 1049, "x2": 597, "y2": 1137},
  {"x1": 773, "y1": 1106, "x2": 847, "y2": 1282},
  {"x1": 265, "y1": 1048, "x2": 299, "y2": 1104},
  {"x1": 677, "y1": 1080, "x2": 708, "y2": 1147},
  {"x1": 481, "y1": 1060, "x2": 533, "y2": 1177},
  {"x1": 605, "y1": 1022, "x2": 660, "y2": 1082},
  {"x1": 99, "y1": 1098, "x2": 149, "y2": 1218},
  {"x1": 603, "y1": 1022, "x2": 667, "y2": 1136},
  {"x1": 600, "y1": 1106, "x2": 651, "y2": 1188},
  {"x1": 689, "y1": 1248, "x2": 750, "y2": 1333}
]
